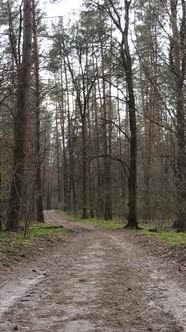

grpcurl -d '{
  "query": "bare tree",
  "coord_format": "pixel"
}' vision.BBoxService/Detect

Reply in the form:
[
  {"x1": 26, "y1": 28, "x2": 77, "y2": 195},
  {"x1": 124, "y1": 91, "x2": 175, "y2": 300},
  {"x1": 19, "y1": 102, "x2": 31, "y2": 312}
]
[{"x1": 92, "y1": 0, "x2": 138, "y2": 228}]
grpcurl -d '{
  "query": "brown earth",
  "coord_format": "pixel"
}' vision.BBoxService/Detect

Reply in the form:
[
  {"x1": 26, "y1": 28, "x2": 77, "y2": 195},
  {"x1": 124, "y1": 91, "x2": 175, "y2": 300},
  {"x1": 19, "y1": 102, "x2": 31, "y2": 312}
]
[{"x1": 0, "y1": 210, "x2": 185, "y2": 332}]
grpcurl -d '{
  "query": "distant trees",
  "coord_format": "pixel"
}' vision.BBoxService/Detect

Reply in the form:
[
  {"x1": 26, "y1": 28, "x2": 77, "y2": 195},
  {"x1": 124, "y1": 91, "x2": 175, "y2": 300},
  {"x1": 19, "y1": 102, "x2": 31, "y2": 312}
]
[
  {"x1": 134, "y1": 0, "x2": 186, "y2": 230},
  {"x1": 48, "y1": 19, "x2": 99, "y2": 219},
  {"x1": 0, "y1": 0, "x2": 185, "y2": 232},
  {"x1": 64, "y1": 27, "x2": 98, "y2": 219},
  {"x1": 45, "y1": 0, "x2": 185, "y2": 230},
  {"x1": 82, "y1": 0, "x2": 138, "y2": 228}
]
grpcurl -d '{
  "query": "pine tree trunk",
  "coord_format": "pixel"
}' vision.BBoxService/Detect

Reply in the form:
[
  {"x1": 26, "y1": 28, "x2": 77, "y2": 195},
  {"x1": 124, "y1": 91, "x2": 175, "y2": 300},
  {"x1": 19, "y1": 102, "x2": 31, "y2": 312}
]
[
  {"x1": 0, "y1": 150, "x2": 2, "y2": 231},
  {"x1": 94, "y1": 80, "x2": 102, "y2": 219},
  {"x1": 122, "y1": 1, "x2": 138, "y2": 229},
  {"x1": 7, "y1": 0, "x2": 32, "y2": 232},
  {"x1": 65, "y1": 62, "x2": 76, "y2": 213},
  {"x1": 60, "y1": 102, "x2": 68, "y2": 212},
  {"x1": 100, "y1": 41, "x2": 111, "y2": 220},
  {"x1": 82, "y1": 114, "x2": 88, "y2": 219},
  {"x1": 106, "y1": 36, "x2": 113, "y2": 220},
  {"x1": 32, "y1": 0, "x2": 44, "y2": 223},
  {"x1": 171, "y1": 0, "x2": 186, "y2": 231},
  {"x1": 55, "y1": 109, "x2": 61, "y2": 204}
]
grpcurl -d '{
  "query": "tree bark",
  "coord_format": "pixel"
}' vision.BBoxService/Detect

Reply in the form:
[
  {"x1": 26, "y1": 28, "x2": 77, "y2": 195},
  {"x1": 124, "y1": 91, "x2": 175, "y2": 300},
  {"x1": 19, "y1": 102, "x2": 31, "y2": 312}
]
[
  {"x1": 94, "y1": 80, "x2": 102, "y2": 219},
  {"x1": 64, "y1": 60, "x2": 76, "y2": 213},
  {"x1": 106, "y1": 30, "x2": 113, "y2": 219},
  {"x1": 0, "y1": 149, "x2": 2, "y2": 231},
  {"x1": 82, "y1": 114, "x2": 88, "y2": 219},
  {"x1": 7, "y1": 0, "x2": 32, "y2": 232},
  {"x1": 55, "y1": 109, "x2": 61, "y2": 204},
  {"x1": 32, "y1": 0, "x2": 44, "y2": 223},
  {"x1": 171, "y1": 0, "x2": 186, "y2": 231},
  {"x1": 122, "y1": 1, "x2": 138, "y2": 228},
  {"x1": 59, "y1": 99, "x2": 68, "y2": 212}
]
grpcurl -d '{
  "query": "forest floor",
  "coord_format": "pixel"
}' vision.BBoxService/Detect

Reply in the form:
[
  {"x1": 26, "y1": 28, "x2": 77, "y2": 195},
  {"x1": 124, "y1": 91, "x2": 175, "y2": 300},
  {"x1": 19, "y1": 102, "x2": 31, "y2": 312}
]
[{"x1": 0, "y1": 210, "x2": 186, "y2": 332}]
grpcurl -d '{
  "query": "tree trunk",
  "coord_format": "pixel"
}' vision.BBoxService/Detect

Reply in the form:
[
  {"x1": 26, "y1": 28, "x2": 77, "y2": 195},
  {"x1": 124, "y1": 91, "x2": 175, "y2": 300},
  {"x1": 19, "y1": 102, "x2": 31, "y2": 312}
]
[
  {"x1": 7, "y1": 0, "x2": 32, "y2": 232},
  {"x1": 55, "y1": 109, "x2": 61, "y2": 204},
  {"x1": 0, "y1": 150, "x2": 2, "y2": 231},
  {"x1": 64, "y1": 61, "x2": 76, "y2": 213},
  {"x1": 88, "y1": 161, "x2": 94, "y2": 218},
  {"x1": 32, "y1": 0, "x2": 44, "y2": 223},
  {"x1": 122, "y1": 1, "x2": 138, "y2": 229},
  {"x1": 60, "y1": 100, "x2": 68, "y2": 212},
  {"x1": 106, "y1": 33, "x2": 113, "y2": 219},
  {"x1": 100, "y1": 0, "x2": 138, "y2": 227},
  {"x1": 117, "y1": 81, "x2": 127, "y2": 216},
  {"x1": 94, "y1": 80, "x2": 102, "y2": 219},
  {"x1": 171, "y1": 0, "x2": 186, "y2": 231},
  {"x1": 82, "y1": 114, "x2": 88, "y2": 219},
  {"x1": 101, "y1": 40, "x2": 112, "y2": 220}
]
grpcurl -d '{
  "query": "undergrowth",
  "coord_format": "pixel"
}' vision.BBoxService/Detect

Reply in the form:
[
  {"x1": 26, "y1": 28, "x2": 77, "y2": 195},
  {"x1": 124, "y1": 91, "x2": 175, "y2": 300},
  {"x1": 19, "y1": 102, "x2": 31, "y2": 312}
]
[
  {"x1": 70, "y1": 214, "x2": 186, "y2": 246},
  {"x1": 71, "y1": 216, "x2": 123, "y2": 230},
  {"x1": 29, "y1": 223, "x2": 65, "y2": 239},
  {"x1": 141, "y1": 230, "x2": 186, "y2": 246},
  {"x1": 0, "y1": 223, "x2": 66, "y2": 255}
]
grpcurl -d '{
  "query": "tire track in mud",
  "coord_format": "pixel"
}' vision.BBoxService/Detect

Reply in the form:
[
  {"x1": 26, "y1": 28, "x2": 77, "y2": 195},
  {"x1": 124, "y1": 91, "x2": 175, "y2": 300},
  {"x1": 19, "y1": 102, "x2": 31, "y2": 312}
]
[
  {"x1": 105, "y1": 234, "x2": 186, "y2": 332},
  {"x1": 0, "y1": 275, "x2": 44, "y2": 318},
  {"x1": 0, "y1": 210, "x2": 185, "y2": 332},
  {"x1": 0, "y1": 230, "x2": 106, "y2": 332}
]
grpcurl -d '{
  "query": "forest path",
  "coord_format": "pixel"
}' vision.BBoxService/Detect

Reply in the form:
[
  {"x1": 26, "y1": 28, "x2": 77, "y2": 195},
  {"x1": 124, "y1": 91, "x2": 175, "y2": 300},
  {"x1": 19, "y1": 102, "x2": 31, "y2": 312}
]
[{"x1": 0, "y1": 210, "x2": 185, "y2": 332}]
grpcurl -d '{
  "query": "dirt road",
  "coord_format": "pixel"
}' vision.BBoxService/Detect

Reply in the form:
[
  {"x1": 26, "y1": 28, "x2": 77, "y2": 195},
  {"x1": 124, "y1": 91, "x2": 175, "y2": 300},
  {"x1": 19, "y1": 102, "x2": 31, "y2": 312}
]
[{"x1": 0, "y1": 210, "x2": 185, "y2": 332}]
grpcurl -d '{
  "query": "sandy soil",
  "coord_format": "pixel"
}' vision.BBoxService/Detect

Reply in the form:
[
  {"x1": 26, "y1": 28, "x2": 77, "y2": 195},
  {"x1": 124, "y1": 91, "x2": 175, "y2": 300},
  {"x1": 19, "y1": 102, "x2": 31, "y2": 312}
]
[{"x1": 0, "y1": 210, "x2": 185, "y2": 332}]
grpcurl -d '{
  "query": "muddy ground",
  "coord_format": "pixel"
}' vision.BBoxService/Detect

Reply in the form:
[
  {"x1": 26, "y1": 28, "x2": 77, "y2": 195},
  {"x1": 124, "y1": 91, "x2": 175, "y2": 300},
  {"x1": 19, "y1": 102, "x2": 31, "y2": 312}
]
[{"x1": 0, "y1": 210, "x2": 185, "y2": 332}]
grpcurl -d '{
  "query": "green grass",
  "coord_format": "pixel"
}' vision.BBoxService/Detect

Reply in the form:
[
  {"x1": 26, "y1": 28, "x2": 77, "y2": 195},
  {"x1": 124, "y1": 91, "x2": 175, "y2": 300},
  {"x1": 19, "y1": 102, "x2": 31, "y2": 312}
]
[
  {"x1": 28, "y1": 223, "x2": 66, "y2": 239},
  {"x1": 141, "y1": 230, "x2": 186, "y2": 246},
  {"x1": 0, "y1": 231, "x2": 22, "y2": 244},
  {"x1": 0, "y1": 223, "x2": 65, "y2": 241},
  {"x1": 0, "y1": 223, "x2": 66, "y2": 256},
  {"x1": 70, "y1": 215, "x2": 186, "y2": 246},
  {"x1": 0, "y1": 231, "x2": 9, "y2": 241},
  {"x1": 71, "y1": 216, "x2": 123, "y2": 230}
]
